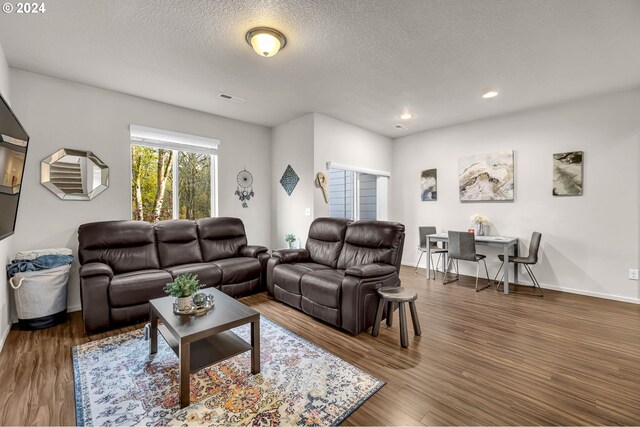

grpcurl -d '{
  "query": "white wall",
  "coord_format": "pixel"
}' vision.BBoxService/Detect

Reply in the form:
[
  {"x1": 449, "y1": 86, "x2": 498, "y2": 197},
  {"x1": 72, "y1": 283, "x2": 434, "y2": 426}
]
[
  {"x1": 313, "y1": 113, "x2": 393, "y2": 219},
  {"x1": 271, "y1": 113, "x2": 394, "y2": 249},
  {"x1": 391, "y1": 89, "x2": 640, "y2": 303},
  {"x1": 271, "y1": 114, "x2": 315, "y2": 248},
  {"x1": 9, "y1": 69, "x2": 272, "y2": 312},
  {"x1": 0, "y1": 43, "x2": 12, "y2": 351}
]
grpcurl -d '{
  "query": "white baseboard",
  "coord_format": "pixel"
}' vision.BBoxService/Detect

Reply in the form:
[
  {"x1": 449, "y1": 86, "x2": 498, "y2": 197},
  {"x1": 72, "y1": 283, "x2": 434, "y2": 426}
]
[
  {"x1": 0, "y1": 323, "x2": 10, "y2": 354},
  {"x1": 401, "y1": 262, "x2": 640, "y2": 305},
  {"x1": 539, "y1": 284, "x2": 639, "y2": 304},
  {"x1": 68, "y1": 304, "x2": 82, "y2": 313}
]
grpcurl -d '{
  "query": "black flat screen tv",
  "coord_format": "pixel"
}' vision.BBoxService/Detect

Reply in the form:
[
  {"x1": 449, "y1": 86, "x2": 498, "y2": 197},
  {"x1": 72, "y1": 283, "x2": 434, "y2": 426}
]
[{"x1": 0, "y1": 92, "x2": 29, "y2": 241}]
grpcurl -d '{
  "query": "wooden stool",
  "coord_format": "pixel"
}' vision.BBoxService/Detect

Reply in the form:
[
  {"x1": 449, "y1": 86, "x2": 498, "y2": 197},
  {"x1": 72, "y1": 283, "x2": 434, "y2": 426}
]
[{"x1": 372, "y1": 286, "x2": 421, "y2": 348}]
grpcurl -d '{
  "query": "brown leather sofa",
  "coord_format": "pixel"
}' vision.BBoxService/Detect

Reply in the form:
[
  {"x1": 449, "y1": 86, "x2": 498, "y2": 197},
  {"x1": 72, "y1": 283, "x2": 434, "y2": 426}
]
[
  {"x1": 78, "y1": 217, "x2": 269, "y2": 333},
  {"x1": 267, "y1": 218, "x2": 405, "y2": 335}
]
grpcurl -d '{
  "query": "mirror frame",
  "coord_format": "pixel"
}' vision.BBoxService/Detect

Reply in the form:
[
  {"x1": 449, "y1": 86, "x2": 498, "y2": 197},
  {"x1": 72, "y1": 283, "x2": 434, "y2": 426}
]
[
  {"x1": 0, "y1": 138, "x2": 27, "y2": 195},
  {"x1": 0, "y1": 91, "x2": 30, "y2": 241},
  {"x1": 41, "y1": 148, "x2": 109, "y2": 200}
]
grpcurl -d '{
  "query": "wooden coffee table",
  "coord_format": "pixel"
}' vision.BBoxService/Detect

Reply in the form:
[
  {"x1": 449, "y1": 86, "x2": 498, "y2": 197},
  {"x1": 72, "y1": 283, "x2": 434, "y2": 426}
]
[{"x1": 148, "y1": 287, "x2": 260, "y2": 408}]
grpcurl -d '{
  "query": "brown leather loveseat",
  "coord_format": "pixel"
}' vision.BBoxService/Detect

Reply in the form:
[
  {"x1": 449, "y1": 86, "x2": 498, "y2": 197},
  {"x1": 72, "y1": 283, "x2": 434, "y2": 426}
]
[
  {"x1": 267, "y1": 218, "x2": 405, "y2": 335},
  {"x1": 78, "y1": 217, "x2": 268, "y2": 333}
]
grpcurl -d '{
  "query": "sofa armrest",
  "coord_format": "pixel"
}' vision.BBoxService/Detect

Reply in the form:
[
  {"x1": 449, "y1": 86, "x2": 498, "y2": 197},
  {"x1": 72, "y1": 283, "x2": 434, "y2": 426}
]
[
  {"x1": 79, "y1": 262, "x2": 114, "y2": 279},
  {"x1": 272, "y1": 248, "x2": 311, "y2": 263},
  {"x1": 239, "y1": 245, "x2": 269, "y2": 258},
  {"x1": 341, "y1": 270, "x2": 400, "y2": 335},
  {"x1": 79, "y1": 264, "x2": 113, "y2": 333},
  {"x1": 345, "y1": 263, "x2": 396, "y2": 278}
]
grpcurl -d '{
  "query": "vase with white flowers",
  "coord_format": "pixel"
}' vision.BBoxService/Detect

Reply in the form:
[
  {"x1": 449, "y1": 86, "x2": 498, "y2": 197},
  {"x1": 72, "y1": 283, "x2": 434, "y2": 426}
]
[{"x1": 470, "y1": 214, "x2": 490, "y2": 236}]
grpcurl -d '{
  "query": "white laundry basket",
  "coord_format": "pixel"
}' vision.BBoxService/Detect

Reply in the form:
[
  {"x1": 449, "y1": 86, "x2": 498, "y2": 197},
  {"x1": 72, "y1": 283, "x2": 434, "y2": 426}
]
[{"x1": 9, "y1": 264, "x2": 70, "y2": 330}]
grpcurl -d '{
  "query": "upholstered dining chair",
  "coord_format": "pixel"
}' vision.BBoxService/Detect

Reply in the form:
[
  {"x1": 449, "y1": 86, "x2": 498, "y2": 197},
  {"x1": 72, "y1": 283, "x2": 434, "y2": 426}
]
[
  {"x1": 494, "y1": 232, "x2": 543, "y2": 297},
  {"x1": 414, "y1": 226, "x2": 449, "y2": 279},
  {"x1": 442, "y1": 231, "x2": 492, "y2": 292}
]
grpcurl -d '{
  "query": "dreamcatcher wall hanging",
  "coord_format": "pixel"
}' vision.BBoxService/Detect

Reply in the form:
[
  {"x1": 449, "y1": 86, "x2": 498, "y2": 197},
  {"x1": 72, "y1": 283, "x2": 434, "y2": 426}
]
[{"x1": 235, "y1": 168, "x2": 254, "y2": 208}]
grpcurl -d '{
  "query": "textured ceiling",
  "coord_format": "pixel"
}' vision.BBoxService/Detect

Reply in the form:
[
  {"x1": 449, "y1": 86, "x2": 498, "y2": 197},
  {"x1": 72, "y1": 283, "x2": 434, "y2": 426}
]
[{"x1": 0, "y1": 0, "x2": 639, "y2": 137}]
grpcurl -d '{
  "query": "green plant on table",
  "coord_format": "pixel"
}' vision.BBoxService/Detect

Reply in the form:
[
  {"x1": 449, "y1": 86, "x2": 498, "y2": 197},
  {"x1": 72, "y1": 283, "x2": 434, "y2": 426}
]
[
  {"x1": 164, "y1": 273, "x2": 202, "y2": 298},
  {"x1": 285, "y1": 234, "x2": 296, "y2": 244}
]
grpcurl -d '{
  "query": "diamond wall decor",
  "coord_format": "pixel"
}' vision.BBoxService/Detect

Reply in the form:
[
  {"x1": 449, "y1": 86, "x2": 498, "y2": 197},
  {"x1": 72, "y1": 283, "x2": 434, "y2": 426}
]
[{"x1": 280, "y1": 164, "x2": 299, "y2": 196}]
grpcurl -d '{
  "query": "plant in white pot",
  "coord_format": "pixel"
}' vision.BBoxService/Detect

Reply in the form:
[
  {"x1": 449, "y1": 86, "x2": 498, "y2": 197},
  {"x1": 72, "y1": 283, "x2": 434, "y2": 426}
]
[
  {"x1": 164, "y1": 273, "x2": 203, "y2": 311},
  {"x1": 285, "y1": 233, "x2": 296, "y2": 249}
]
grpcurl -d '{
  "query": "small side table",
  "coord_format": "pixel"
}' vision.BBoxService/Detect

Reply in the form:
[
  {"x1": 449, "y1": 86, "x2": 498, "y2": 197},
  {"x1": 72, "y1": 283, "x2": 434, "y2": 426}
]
[{"x1": 371, "y1": 286, "x2": 421, "y2": 348}]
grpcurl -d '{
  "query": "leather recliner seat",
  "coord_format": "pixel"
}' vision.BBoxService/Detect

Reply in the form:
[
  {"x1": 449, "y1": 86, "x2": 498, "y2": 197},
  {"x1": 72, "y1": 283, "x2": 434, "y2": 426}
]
[
  {"x1": 78, "y1": 217, "x2": 269, "y2": 333},
  {"x1": 267, "y1": 217, "x2": 405, "y2": 335}
]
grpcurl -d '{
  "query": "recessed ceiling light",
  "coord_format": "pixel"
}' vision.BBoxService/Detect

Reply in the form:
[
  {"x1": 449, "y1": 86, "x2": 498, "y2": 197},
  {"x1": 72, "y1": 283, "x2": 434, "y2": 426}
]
[
  {"x1": 400, "y1": 113, "x2": 412, "y2": 120},
  {"x1": 394, "y1": 124, "x2": 407, "y2": 130},
  {"x1": 245, "y1": 27, "x2": 287, "y2": 57},
  {"x1": 482, "y1": 90, "x2": 499, "y2": 99}
]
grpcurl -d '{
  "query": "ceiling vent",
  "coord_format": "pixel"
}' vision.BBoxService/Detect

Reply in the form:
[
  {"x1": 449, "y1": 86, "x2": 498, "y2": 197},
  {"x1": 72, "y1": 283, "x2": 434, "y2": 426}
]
[
  {"x1": 217, "y1": 93, "x2": 246, "y2": 103},
  {"x1": 393, "y1": 124, "x2": 407, "y2": 130}
]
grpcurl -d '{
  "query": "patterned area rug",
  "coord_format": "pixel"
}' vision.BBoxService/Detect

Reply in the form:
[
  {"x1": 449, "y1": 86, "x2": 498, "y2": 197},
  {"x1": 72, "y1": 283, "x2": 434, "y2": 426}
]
[{"x1": 73, "y1": 316, "x2": 383, "y2": 426}]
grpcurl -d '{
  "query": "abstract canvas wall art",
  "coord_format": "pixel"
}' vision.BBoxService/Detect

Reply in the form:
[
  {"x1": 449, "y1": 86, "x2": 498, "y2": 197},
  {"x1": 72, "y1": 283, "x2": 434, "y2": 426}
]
[
  {"x1": 421, "y1": 169, "x2": 437, "y2": 201},
  {"x1": 459, "y1": 151, "x2": 514, "y2": 201},
  {"x1": 552, "y1": 151, "x2": 583, "y2": 196}
]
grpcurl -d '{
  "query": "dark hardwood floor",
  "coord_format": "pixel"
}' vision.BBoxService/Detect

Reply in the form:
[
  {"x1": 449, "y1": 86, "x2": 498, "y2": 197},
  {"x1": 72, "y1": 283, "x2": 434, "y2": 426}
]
[{"x1": 1, "y1": 266, "x2": 639, "y2": 425}]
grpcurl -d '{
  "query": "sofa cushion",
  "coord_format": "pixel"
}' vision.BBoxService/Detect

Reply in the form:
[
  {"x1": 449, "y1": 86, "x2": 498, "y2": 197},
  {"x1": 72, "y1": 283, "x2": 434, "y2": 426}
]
[
  {"x1": 272, "y1": 264, "x2": 310, "y2": 295},
  {"x1": 305, "y1": 218, "x2": 351, "y2": 268},
  {"x1": 337, "y1": 220, "x2": 405, "y2": 270},
  {"x1": 295, "y1": 262, "x2": 332, "y2": 272},
  {"x1": 300, "y1": 269, "x2": 345, "y2": 309},
  {"x1": 197, "y1": 217, "x2": 248, "y2": 262},
  {"x1": 273, "y1": 285, "x2": 302, "y2": 310},
  {"x1": 164, "y1": 263, "x2": 222, "y2": 287},
  {"x1": 220, "y1": 278, "x2": 260, "y2": 298},
  {"x1": 155, "y1": 219, "x2": 203, "y2": 267},
  {"x1": 301, "y1": 298, "x2": 340, "y2": 327},
  {"x1": 78, "y1": 220, "x2": 160, "y2": 274},
  {"x1": 109, "y1": 269, "x2": 173, "y2": 307},
  {"x1": 211, "y1": 257, "x2": 260, "y2": 284},
  {"x1": 110, "y1": 302, "x2": 148, "y2": 325}
]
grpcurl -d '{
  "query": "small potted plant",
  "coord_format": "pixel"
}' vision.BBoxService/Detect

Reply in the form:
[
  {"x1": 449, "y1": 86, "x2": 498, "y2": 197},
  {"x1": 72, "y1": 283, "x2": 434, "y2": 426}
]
[
  {"x1": 470, "y1": 214, "x2": 490, "y2": 236},
  {"x1": 285, "y1": 233, "x2": 296, "y2": 249},
  {"x1": 164, "y1": 273, "x2": 203, "y2": 311}
]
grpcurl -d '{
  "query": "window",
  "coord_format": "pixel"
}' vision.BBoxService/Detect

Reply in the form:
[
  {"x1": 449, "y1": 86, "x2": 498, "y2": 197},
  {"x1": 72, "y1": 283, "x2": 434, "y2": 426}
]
[
  {"x1": 357, "y1": 173, "x2": 378, "y2": 220},
  {"x1": 130, "y1": 125, "x2": 218, "y2": 222},
  {"x1": 328, "y1": 169, "x2": 354, "y2": 219},
  {"x1": 328, "y1": 168, "x2": 378, "y2": 220}
]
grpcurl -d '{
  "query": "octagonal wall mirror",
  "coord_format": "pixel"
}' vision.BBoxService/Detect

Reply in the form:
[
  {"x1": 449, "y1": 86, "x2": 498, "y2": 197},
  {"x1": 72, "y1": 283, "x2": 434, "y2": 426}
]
[{"x1": 41, "y1": 148, "x2": 109, "y2": 200}]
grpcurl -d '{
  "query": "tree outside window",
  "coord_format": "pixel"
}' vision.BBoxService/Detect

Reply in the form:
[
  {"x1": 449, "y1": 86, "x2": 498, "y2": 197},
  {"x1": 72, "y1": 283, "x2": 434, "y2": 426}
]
[{"x1": 131, "y1": 145, "x2": 213, "y2": 222}]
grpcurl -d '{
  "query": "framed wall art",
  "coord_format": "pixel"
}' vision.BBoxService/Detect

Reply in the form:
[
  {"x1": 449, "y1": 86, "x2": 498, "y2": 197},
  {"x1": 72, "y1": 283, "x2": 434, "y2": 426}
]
[
  {"x1": 459, "y1": 151, "x2": 514, "y2": 201},
  {"x1": 553, "y1": 151, "x2": 583, "y2": 196}
]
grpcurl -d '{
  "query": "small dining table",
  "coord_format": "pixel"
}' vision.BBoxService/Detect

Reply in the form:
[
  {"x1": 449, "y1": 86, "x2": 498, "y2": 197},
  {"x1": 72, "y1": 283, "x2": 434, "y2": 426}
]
[{"x1": 425, "y1": 233, "x2": 519, "y2": 294}]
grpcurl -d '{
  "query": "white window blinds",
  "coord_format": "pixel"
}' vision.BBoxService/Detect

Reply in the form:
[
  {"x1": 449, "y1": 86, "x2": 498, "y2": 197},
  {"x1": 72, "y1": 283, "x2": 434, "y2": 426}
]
[{"x1": 129, "y1": 125, "x2": 219, "y2": 155}]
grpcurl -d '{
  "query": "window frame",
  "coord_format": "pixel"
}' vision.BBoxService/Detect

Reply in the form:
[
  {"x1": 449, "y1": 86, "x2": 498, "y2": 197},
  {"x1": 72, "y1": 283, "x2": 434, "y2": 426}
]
[
  {"x1": 129, "y1": 125, "x2": 219, "y2": 221},
  {"x1": 326, "y1": 162, "x2": 390, "y2": 221},
  {"x1": 328, "y1": 168, "x2": 378, "y2": 221}
]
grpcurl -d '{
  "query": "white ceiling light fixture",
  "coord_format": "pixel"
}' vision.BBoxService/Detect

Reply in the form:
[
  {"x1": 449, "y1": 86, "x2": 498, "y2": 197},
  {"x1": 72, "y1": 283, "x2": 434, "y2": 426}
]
[
  {"x1": 245, "y1": 27, "x2": 287, "y2": 57},
  {"x1": 482, "y1": 89, "x2": 499, "y2": 99},
  {"x1": 400, "y1": 113, "x2": 412, "y2": 120}
]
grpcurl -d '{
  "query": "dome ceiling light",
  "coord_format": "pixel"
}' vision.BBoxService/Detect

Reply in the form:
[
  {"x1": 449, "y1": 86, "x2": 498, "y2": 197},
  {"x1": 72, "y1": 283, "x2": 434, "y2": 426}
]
[
  {"x1": 245, "y1": 27, "x2": 287, "y2": 58},
  {"x1": 482, "y1": 89, "x2": 499, "y2": 99}
]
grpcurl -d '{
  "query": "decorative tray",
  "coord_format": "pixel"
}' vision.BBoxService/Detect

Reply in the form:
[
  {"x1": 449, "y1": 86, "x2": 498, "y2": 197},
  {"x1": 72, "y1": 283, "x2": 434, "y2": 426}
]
[{"x1": 173, "y1": 294, "x2": 215, "y2": 316}]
